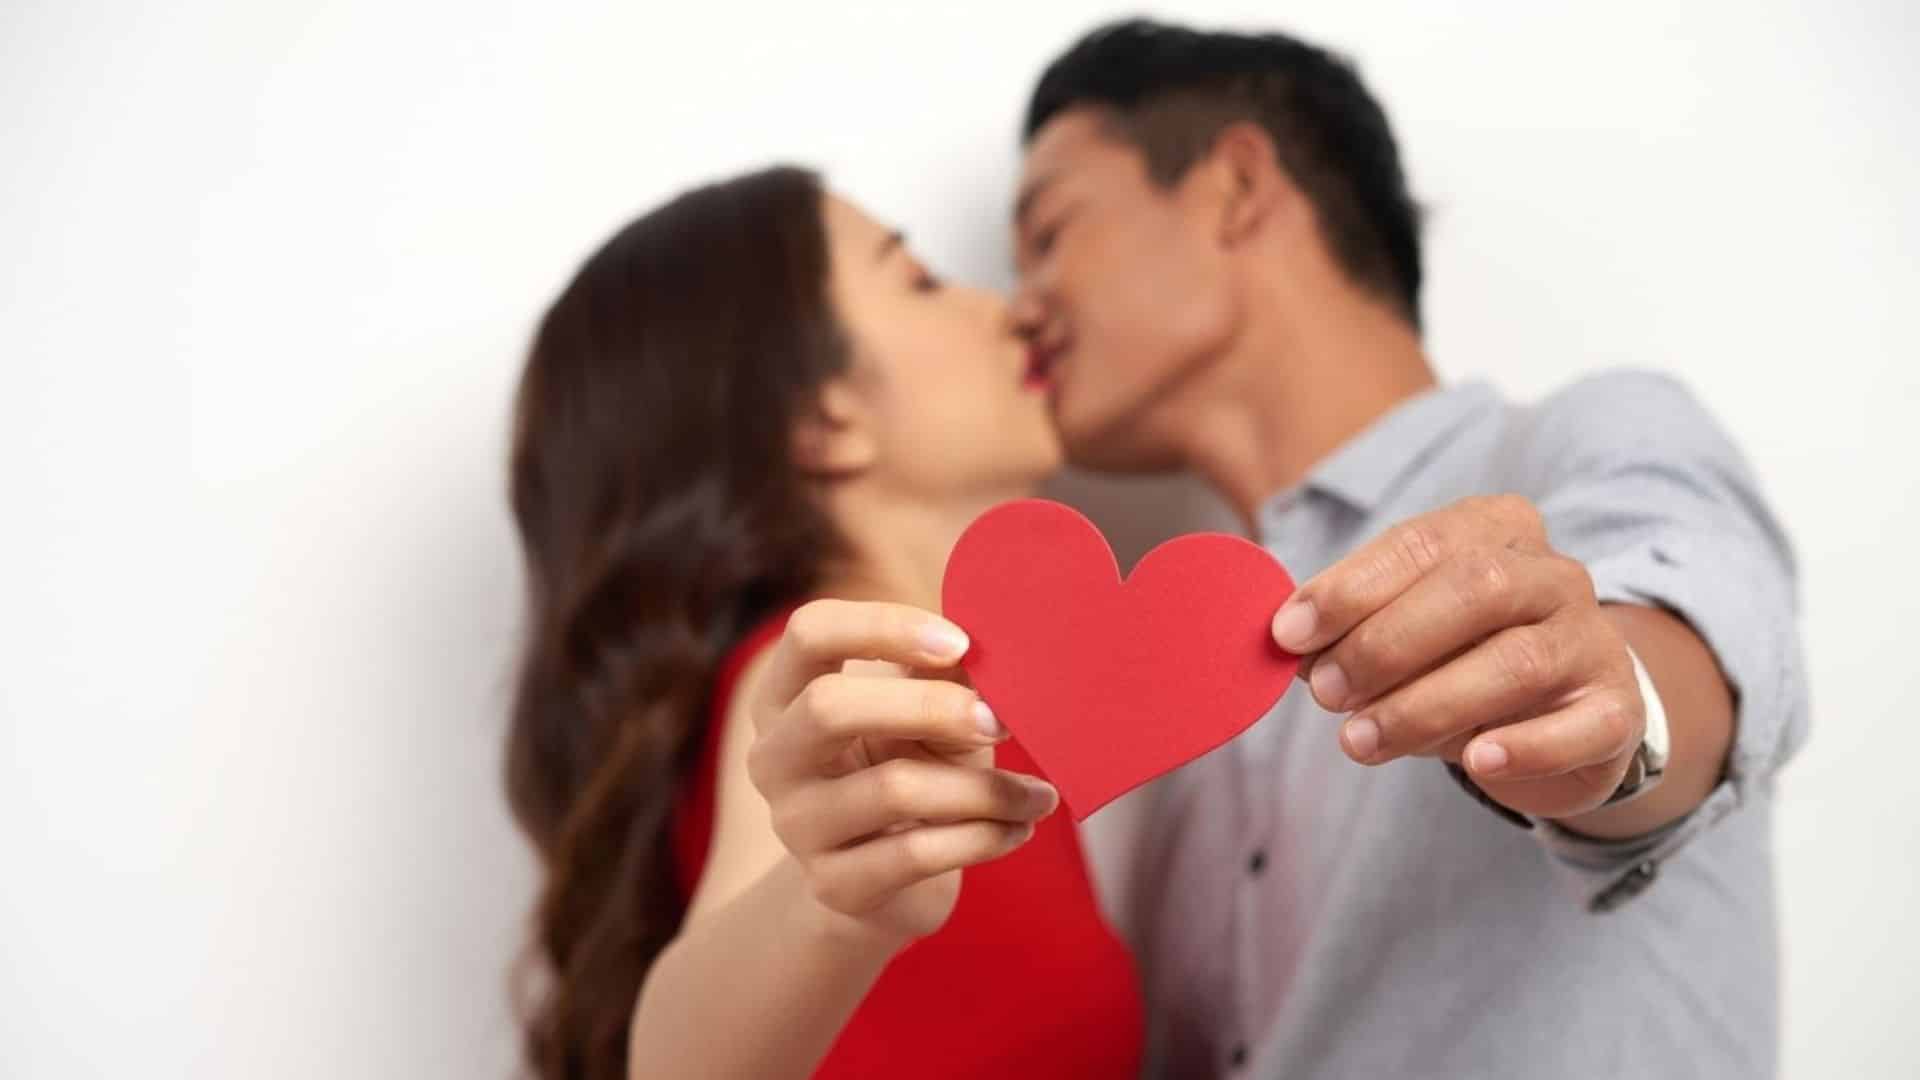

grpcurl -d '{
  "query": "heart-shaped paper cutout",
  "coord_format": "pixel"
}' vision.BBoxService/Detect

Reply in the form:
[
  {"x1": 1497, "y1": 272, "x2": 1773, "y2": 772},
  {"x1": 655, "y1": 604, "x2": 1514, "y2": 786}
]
[{"x1": 942, "y1": 498, "x2": 1300, "y2": 819}]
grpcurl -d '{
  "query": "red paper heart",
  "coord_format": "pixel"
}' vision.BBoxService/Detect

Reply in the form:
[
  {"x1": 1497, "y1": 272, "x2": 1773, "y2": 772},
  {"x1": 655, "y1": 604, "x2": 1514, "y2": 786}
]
[{"x1": 942, "y1": 498, "x2": 1300, "y2": 819}]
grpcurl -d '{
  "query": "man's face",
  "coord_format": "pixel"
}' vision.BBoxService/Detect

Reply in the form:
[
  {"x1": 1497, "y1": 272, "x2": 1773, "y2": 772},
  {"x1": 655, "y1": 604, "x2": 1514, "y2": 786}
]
[{"x1": 1012, "y1": 107, "x2": 1237, "y2": 471}]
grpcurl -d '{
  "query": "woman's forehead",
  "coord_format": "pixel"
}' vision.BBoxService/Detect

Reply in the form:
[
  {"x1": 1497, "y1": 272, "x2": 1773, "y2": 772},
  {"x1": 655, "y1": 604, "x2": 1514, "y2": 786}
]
[{"x1": 824, "y1": 193, "x2": 893, "y2": 250}]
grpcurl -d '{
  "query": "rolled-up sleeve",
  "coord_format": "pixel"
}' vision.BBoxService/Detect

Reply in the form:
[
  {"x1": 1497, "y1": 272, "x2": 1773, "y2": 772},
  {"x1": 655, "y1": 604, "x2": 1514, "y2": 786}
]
[{"x1": 1507, "y1": 370, "x2": 1808, "y2": 908}]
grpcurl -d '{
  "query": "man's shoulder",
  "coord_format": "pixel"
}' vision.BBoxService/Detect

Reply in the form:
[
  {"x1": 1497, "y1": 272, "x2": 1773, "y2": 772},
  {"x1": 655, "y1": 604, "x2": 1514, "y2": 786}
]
[
  {"x1": 1528, "y1": 367, "x2": 1710, "y2": 430},
  {"x1": 1504, "y1": 368, "x2": 1741, "y2": 476}
]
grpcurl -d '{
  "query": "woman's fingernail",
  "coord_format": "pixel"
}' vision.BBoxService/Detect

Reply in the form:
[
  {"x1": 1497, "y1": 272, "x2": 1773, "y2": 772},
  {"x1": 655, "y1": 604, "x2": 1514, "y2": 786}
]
[
  {"x1": 1024, "y1": 778, "x2": 1059, "y2": 816},
  {"x1": 1311, "y1": 661, "x2": 1349, "y2": 711},
  {"x1": 973, "y1": 700, "x2": 1007, "y2": 739},
  {"x1": 1272, "y1": 598, "x2": 1317, "y2": 652},
  {"x1": 1342, "y1": 716, "x2": 1380, "y2": 762},
  {"x1": 1468, "y1": 740, "x2": 1509, "y2": 777},
  {"x1": 920, "y1": 620, "x2": 971, "y2": 659}
]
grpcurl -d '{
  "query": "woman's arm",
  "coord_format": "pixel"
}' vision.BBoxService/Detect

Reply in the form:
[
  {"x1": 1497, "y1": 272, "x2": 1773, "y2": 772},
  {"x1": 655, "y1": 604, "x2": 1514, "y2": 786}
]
[
  {"x1": 625, "y1": 600, "x2": 1058, "y2": 1080},
  {"x1": 626, "y1": 647, "x2": 890, "y2": 1079},
  {"x1": 629, "y1": 854, "x2": 898, "y2": 1080}
]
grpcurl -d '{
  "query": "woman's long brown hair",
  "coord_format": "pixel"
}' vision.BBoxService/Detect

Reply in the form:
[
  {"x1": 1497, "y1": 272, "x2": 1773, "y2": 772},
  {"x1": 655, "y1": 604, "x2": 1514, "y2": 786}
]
[{"x1": 504, "y1": 166, "x2": 849, "y2": 1080}]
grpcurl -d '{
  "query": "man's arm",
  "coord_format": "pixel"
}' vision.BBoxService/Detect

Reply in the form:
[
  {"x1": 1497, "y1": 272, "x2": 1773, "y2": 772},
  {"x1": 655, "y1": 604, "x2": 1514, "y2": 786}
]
[{"x1": 1270, "y1": 372, "x2": 1805, "y2": 879}]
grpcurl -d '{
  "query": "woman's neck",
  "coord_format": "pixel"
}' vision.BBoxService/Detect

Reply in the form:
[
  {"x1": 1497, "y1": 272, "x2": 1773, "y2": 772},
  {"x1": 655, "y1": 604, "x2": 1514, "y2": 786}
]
[{"x1": 813, "y1": 487, "x2": 1029, "y2": 615}]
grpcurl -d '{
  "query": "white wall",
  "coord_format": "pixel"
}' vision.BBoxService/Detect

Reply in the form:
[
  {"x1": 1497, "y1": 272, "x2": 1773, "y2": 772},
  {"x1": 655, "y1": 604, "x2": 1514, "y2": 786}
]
[{"x1": 3, "y1": 2, "x2": 1913, "y2": 1076}]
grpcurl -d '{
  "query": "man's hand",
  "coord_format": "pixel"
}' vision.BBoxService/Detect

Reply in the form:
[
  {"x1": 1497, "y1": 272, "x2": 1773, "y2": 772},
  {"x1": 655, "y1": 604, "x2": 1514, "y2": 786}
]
[{"x1": 1270, "y1": 495, "x2": 1645, "y2": 821}]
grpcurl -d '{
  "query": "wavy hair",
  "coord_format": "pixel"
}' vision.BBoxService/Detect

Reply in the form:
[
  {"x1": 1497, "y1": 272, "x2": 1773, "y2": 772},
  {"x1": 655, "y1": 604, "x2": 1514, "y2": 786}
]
[{"x1": 504, "y1": 166, "x2": 848, "y2": 1080}]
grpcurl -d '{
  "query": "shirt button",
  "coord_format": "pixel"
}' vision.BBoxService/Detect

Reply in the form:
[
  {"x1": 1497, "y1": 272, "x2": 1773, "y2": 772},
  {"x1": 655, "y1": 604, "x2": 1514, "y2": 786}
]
[
  {"x1": 1590, "y1": 859, "x2": 1659, "y2": 913},
  {"x1": 1247, "y1": 849, "x2": 1267, "y2": 876},
  {"x1": 1229, "y1": 1043, "x2": 1249, "y2": 1068}
]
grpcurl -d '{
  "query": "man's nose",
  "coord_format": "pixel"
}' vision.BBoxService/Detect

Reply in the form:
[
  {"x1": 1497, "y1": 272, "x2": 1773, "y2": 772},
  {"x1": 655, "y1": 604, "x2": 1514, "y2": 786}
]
[{"x1": 1007, "y1": 281, "x2": 1048, "y2": 341}]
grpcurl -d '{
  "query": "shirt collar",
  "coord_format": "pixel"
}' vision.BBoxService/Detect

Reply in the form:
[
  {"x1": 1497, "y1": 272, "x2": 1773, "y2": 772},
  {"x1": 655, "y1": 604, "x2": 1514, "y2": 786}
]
[{"x1": 1283, "y1": 380, "x2": 1502, "y2": 515}]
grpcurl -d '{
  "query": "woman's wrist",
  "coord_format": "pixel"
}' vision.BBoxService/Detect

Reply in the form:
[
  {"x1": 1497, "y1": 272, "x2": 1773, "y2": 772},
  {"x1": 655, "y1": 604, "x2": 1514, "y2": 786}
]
[{"x1": 773, "y1": 857, "x2": 913, "y2": 966}]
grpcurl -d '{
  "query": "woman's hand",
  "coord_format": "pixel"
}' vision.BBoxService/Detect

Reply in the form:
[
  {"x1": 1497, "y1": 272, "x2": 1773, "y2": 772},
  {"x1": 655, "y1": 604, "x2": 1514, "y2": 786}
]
[{"x1": 746, "y1": 598, "x2": 1058, "y2": 944}]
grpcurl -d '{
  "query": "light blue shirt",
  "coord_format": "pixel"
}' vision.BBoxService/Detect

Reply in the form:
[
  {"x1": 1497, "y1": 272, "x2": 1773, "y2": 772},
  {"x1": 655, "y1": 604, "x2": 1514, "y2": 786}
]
[{"x1": 1135, "y1": 372, "x2": 1808, "y2": 1078}]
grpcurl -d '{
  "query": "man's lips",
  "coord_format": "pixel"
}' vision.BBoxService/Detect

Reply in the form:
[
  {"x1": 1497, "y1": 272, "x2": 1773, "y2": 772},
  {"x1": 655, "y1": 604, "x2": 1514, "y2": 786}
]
[{"x1": 1025, "y1": 340, "x2": 1068, "y2": 389}]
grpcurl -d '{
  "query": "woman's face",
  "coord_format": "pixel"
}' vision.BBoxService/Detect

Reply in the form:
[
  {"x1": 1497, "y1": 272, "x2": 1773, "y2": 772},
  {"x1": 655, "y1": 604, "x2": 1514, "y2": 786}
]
[{"x1": 816, "y1": 194, "x2": 1063, "y2": 503}]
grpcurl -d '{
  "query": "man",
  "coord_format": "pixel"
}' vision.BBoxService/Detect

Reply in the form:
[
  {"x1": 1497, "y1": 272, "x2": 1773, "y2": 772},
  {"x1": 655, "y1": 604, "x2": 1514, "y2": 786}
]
[{"x1": 1010, "y1": 19, "x2": 1807, "y2": 1078}]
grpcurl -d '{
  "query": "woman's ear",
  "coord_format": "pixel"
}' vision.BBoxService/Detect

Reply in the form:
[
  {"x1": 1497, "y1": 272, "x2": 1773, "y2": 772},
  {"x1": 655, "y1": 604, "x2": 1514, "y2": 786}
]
[{"x1": 791, "y1": 377, "x2": 879, "y2": 476}]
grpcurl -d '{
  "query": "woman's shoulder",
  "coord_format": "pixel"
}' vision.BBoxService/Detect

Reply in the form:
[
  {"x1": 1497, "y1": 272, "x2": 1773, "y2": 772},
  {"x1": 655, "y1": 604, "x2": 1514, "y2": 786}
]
[
  {"x1": 709, "y1": 608, "x2": 795, "y2": 718},
  {"x1": 670, "y1": 605, "x2": 799, "y2": 905}
]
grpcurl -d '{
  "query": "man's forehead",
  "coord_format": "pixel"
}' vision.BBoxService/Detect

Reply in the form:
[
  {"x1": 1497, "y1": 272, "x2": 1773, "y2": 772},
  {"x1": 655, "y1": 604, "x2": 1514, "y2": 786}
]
[{"x1": 1017, "y1": 107, "x2": 1124, "y2": 210}]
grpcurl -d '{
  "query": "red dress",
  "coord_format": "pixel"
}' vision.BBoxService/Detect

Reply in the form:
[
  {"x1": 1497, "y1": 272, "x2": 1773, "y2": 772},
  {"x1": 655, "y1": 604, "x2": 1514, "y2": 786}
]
[{"x1": 671, "y1": 612, "x2": 1144, "y2": 1079}]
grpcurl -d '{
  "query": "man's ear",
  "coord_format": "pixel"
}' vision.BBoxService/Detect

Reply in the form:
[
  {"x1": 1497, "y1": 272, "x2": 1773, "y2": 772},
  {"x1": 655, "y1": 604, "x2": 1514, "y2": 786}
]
[
  {"x1": 791, "y1": 377, "x2": 879, "y2": 476},
  {"x1": 1208, "y1": 121, "x2": 1297, "y2": 246}
]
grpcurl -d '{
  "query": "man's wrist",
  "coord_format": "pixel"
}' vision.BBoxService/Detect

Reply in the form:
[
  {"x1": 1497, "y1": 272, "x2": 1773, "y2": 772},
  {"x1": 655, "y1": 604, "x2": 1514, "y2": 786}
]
[
  {"x1": 1597, "y1": 645, "x2": 1670, "y2": 806},
  {"x1": 1553, "y1": 605, "x2": 1731, "y2": 840}
]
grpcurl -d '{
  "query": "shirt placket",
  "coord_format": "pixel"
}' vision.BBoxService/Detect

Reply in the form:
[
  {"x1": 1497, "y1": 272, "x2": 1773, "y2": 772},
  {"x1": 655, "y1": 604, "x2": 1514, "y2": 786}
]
[{"x1": 1227, "y1": 491, "x2": 1329, "y2": 1075}]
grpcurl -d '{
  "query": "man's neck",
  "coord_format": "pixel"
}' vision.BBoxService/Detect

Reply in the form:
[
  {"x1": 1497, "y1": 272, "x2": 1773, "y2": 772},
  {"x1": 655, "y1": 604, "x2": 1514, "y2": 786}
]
[{"x1": 1180, "y1": 286, "x2": 1436, "y2": 532}]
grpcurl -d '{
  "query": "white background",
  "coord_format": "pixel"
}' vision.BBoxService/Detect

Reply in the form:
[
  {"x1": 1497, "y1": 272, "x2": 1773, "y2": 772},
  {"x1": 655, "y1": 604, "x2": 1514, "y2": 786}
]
[{"x1": 4, "y1": 2, "x2": 1915, "y2": 1076}]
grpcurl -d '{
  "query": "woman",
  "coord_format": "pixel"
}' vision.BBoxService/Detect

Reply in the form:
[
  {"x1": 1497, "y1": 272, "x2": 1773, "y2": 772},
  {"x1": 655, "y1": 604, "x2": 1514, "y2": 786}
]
[{"x1": 504, "y1": 166, "x2": 1142, "y2": 1080}]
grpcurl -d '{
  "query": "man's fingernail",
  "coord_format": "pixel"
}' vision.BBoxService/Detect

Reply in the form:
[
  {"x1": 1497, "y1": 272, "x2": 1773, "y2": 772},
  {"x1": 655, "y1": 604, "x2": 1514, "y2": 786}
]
[
  {"x1": 1311, "y1": 661, "x2": 1349, "y2": 711},
  {"x1": 1468, "y1": 741, "x2": 1509, "y2": 776},
  {"x1": 1342, "y1": 716, "x2": 1380, "y2": 761},
  {"x1": 973, "y1": 700, "x2": 1007, "y2": 739},
  {"x1": 1272, "y1": 599, "x2": 1317, "y2": 651},
  {"x1": 920, "y1": 620, "x2": 971, "y2": 659}
]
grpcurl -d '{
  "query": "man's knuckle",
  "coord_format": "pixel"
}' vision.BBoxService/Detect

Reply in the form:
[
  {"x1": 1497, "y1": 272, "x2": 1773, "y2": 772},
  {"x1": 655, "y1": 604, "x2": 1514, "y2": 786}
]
[
  {"x1": 1494, "y1": 493, "x2": 1545, "y2": 535},
  {"x1": 1316, "y1": 575, "x2": 1360, "y2": 621},
  {"x1": 1346, "y1": 620, "x2": 1401, "y2": 681},
  {"x1": 1496, "y1": 628, "x2": 1556, "y2": 694},
  {"x1": 1397, "y1": 521, "x2": 1449, "y2": 576},
  {"x1": 1560, "y1": 556, "x2": 1597, "y2": 603},
  {"x1": 1464, "y1": 550, "x2": 1515, "y2": 607},
  {"x1": 1536, "y1": 551, "x2": 1592, "y2": 602},
  {"x1": 1339, "y1": 624, "x2": 1377, "y2": 675}
]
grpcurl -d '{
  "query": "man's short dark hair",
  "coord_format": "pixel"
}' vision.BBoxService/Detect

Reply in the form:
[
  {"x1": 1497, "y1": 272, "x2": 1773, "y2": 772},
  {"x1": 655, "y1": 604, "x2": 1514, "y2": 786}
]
[{"x1": 1025, "y1": 18, "x2": 1423, "y2": 328}]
